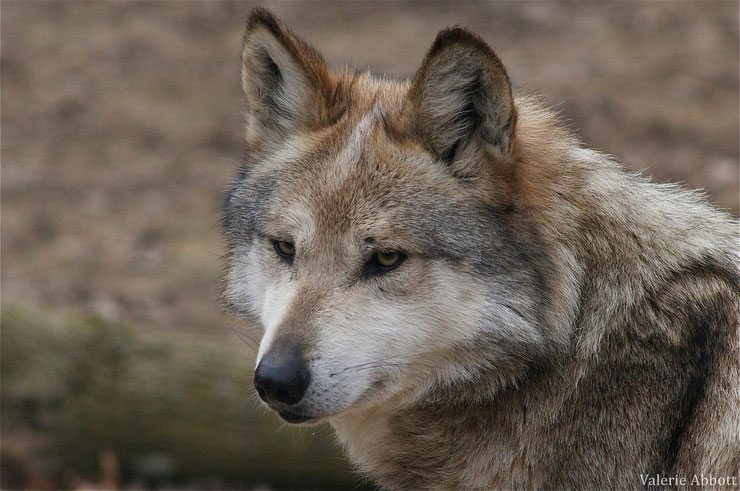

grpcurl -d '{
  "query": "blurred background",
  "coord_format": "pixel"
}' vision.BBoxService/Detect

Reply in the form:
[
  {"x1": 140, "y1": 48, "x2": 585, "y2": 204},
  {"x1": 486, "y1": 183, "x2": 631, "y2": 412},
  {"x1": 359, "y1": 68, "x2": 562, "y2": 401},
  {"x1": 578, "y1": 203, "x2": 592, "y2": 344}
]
[{"x1": 1, "y1": 1, "x2": 738, "y2": 489}]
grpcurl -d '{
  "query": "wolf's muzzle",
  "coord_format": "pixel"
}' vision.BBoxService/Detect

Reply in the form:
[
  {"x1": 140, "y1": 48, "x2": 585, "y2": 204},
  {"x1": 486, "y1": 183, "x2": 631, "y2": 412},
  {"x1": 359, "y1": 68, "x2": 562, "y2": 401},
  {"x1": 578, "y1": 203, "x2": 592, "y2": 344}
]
[{"x1": 254, "y1": 346, "x2": 310, "y2": 406}]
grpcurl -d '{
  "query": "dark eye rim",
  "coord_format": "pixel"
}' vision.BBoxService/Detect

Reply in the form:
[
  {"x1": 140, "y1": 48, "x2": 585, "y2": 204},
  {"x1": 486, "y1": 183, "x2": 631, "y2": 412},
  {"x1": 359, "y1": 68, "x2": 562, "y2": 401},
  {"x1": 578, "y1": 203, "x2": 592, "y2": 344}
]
[
  {"x1": 363, "y1": 251, "x2": 407, "y2": 277},
  {"x1": 273, "y1": 239, "x2": 295, "y2": 262}
]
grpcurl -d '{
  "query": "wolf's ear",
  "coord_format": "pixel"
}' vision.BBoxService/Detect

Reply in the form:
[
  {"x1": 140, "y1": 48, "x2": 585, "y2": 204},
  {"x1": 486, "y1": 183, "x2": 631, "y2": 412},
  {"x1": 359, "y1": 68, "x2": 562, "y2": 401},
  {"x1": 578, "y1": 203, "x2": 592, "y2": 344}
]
[
  {"x1": 404, "y1": 27, "x2": 516, "y2": 169},
  {"x1": 241, "y1": 8, "x2": 335, "y2": 143}
]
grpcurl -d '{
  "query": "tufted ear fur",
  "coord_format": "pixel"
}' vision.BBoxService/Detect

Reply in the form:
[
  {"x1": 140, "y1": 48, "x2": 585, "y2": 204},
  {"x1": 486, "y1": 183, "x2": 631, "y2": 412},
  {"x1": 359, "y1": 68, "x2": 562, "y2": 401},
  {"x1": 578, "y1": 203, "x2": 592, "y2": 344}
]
[
  {"x1": 241, "y1": 8, "x2": 338, "y2": 144},
  {"x1": 404, "y1": 27, "x2": 517, "y2": 173}
]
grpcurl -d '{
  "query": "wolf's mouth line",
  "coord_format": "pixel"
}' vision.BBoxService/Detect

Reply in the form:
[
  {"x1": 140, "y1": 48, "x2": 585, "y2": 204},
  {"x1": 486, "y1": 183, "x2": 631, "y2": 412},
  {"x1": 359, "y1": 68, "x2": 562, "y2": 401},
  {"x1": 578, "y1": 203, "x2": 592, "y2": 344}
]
[
  {"x1": 275, "y1": 408, "x2": 313, "y2": 423},
  {"x1": 266, "y1": 380, "x2": 383, "y2": 423}
]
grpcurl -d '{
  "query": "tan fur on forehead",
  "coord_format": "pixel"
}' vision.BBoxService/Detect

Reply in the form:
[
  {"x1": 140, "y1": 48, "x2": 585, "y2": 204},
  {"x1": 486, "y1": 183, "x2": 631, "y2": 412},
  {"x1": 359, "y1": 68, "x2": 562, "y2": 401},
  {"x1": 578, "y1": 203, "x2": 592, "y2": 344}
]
[
  {"x1": 331, "y1": 71, "x2": 410, "y2": 133},
  {"x1": 271, "y1": 105, "x2": 475, "y2": 250}
]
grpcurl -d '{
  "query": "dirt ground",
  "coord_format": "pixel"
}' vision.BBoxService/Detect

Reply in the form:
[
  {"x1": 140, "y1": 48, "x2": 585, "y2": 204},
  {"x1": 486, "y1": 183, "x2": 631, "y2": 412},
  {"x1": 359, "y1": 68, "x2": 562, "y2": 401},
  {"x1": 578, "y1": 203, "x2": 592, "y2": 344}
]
[{"x1": 1, "y1": 1, "x2": 738, "y2": 488}]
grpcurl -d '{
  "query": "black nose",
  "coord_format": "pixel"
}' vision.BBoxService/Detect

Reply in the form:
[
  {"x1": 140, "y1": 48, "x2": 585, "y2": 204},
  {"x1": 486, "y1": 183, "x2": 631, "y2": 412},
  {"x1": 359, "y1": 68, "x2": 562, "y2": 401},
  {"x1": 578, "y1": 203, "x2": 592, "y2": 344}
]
[{"x1": 254, "y1": 348, "x2": 310, "y2": 406}]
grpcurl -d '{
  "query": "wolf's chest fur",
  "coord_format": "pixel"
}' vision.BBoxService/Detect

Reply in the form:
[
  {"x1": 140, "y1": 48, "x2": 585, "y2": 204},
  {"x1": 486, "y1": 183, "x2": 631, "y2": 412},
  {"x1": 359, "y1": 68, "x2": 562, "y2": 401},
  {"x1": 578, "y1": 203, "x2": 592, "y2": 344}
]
[{"x1": 222, "y1": 8, "x2": 740, "y2": 489}]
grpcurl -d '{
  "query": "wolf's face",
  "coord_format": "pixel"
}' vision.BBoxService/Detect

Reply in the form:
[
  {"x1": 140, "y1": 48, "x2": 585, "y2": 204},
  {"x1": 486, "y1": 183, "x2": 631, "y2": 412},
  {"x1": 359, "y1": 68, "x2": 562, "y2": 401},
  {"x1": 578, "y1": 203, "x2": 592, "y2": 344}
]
[{"x1": 222, "y1": 9, "x2": 551, "y2": 424}]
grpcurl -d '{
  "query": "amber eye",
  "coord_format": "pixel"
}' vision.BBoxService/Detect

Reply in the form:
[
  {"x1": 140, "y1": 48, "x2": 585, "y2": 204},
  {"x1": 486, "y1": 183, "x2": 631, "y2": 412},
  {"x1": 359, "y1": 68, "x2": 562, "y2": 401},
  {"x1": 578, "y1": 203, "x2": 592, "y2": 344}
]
[
  {"x1": 377, "y1": 251, "x2": 401, "y2": 267},
  {"x1": 273, "y1": 240, "x2": 295, "y2": 260},
  {"x1": 364, "y1": 250, "x2": 406, "y2": 277}
]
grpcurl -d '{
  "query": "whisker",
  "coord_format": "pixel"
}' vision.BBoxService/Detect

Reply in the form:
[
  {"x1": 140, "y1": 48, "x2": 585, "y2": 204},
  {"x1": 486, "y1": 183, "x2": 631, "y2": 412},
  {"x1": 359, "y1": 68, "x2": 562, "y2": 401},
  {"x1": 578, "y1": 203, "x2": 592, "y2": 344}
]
[
  {"x1": 330, "y1": 360, "x2": 439, "y2": 377},
  {"x1": 200, "y1": 248, "x2": 227, "y2": 259},
  {"x1": 336, "y1": 354, "x2": 415, "y2": 373},
  {"x1": 208, "y1": 323, "x2": 262, "y2": 353},
  {"x1": 229, "y1": 328, "x2": 260, "y2": 352}
]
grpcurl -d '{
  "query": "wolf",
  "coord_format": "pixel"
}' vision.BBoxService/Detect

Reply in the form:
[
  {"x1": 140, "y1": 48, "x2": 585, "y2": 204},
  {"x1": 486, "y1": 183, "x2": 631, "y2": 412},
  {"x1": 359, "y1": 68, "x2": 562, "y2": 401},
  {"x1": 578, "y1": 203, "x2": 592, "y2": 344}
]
[{"x1": 221, "y1": 7, "x2": 740, "y2": 489}]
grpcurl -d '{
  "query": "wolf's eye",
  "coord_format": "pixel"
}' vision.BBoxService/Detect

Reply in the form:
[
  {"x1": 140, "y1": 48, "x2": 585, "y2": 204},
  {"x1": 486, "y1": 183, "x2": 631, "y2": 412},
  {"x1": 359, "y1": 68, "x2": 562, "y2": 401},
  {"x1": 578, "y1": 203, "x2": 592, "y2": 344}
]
[
  {"x1": 364, "y1": 251, "x2": 406, "y2": 277},
  {"x1": 273, "y1": 240, "x2": 295, "y2": 261},
  {"x1": 377, "y1": 251, "x2": 401, "y2": 267}
]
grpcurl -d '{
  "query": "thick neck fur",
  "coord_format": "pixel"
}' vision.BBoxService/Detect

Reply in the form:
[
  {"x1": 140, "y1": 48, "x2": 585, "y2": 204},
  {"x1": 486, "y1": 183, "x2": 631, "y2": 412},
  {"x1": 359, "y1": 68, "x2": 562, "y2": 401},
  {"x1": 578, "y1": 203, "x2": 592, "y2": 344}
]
[{"x1": 330, "y1": 96, "x2": 739, "y2": 490}]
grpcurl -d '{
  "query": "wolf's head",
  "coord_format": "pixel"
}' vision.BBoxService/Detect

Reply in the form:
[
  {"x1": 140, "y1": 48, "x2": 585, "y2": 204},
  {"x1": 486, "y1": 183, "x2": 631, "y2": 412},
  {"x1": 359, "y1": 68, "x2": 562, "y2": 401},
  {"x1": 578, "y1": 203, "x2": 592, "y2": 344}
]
[{"x1": 222, "y1": 8, "x2": 562, "y2": 424}]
